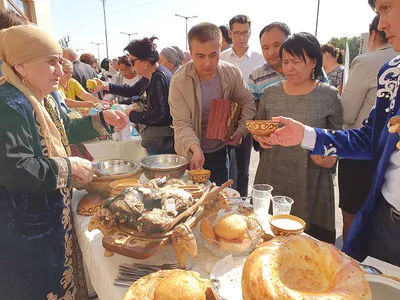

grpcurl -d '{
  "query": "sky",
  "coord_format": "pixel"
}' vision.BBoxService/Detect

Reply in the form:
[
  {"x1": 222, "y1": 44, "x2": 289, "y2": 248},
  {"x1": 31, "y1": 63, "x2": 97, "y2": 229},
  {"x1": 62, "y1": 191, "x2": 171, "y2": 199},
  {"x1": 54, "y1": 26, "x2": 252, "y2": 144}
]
[{"x1": 49, "y1": 0, "x2": 376, "y2": 60}]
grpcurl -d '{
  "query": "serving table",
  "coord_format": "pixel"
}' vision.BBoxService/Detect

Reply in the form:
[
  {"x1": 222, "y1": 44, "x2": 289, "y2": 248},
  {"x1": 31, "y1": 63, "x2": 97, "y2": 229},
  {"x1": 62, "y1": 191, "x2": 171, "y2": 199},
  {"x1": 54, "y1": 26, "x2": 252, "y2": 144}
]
[
  {"x1": 72, "y1": 190, "x2": 222, "y2": 300},
  {"x1": 72, "y1": 190, "x2": 400, "y2": 300}
]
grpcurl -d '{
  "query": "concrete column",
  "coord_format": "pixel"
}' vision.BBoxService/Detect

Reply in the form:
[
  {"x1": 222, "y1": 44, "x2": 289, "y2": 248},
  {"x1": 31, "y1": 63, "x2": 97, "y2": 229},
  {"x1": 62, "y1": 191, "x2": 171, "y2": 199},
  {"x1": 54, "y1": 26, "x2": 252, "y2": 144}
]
[{"x1": 0, "y1": 0, "x2": 8, "y2": 10}]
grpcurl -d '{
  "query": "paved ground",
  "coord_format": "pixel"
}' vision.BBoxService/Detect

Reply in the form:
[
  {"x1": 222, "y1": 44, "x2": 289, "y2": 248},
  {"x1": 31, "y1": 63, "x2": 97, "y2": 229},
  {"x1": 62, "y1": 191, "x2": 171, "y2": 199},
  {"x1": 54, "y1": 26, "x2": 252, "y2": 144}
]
[{"x1": 248, "y1": 149, "x2": 344, "y2": 248}]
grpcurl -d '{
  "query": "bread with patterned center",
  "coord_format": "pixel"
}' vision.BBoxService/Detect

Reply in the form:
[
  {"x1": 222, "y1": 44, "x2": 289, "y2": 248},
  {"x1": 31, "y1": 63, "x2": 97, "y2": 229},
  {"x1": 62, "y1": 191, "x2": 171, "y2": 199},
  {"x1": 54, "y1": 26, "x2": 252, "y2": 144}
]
[{"x1": 242, "y1": 235, "x2": 371, "y2": 300}]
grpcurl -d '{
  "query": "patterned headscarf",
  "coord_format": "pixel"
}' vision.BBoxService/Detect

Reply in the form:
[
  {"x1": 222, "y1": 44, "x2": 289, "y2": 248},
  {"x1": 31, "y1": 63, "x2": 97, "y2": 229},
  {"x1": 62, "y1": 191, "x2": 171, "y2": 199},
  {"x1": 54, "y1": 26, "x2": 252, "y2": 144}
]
[{"x1": 0, "y1": 25, "x2": 67, "y2": 157}]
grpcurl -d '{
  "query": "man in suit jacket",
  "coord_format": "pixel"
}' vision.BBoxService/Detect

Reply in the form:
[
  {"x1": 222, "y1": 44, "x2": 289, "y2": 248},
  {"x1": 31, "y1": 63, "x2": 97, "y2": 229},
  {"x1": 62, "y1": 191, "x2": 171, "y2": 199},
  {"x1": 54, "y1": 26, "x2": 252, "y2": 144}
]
[
  {"x1": 256, "y1": 0, "x2": 400, "y2": 266},
  {"x1": 338, "y1": 14, "x2": 398, "y2": 242},
  {"x1": 63, "y1": 48, "x2": 98, "y2": 93}
]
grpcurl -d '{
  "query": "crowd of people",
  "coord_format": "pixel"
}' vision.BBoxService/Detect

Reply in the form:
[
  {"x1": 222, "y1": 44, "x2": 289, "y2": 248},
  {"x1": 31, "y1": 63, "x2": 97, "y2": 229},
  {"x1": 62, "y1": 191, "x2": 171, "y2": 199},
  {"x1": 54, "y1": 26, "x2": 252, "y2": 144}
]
[{"x1": 0, "y1": 0, "x2": 399, "y2": 298}]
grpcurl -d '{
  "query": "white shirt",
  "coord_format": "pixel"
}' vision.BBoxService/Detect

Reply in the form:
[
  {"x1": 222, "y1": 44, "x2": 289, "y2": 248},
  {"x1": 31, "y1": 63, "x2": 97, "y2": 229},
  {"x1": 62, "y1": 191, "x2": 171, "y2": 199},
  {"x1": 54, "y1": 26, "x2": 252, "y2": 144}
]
[
  {"x1": 220, "y1": 47, "x2": 265, "y2": 83},
  {"x1": 301, "y1": 126, "x2": 400, "y2": 209},
  {"x1": 382, "y1": 150, "x2": 400, "y2": 210}
]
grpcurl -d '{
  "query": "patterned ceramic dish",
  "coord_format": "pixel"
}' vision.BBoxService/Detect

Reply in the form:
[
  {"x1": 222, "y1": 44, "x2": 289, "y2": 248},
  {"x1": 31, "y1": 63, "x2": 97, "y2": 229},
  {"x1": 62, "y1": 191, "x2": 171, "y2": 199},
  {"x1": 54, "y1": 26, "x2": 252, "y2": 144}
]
[
  {"x1": 269, "y1": 214, "x2": 306, "y2": 237},
  {"x1": 188, "y1": 169, "x2": 211, "y2": 184},
  {"x1": 246, "y1": 120, "x2": 279, "y2": 136}
]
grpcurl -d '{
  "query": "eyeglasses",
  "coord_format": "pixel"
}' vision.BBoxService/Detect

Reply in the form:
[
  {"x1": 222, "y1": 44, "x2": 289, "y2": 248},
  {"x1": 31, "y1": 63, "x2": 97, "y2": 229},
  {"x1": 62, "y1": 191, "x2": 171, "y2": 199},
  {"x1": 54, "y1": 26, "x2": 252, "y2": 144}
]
[{"x1": 232, "y1": 30, "x2": 250, "y2": 38}]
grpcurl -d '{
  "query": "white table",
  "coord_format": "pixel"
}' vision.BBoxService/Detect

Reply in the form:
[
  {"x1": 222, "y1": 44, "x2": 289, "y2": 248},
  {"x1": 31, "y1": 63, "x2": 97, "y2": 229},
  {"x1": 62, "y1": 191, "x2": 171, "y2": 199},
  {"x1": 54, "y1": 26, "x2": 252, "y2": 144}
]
[
  {"x1": 84, "y1": 137, "x2": 148, "y2": 163},
  {"x1": 72, "y1": 190, "x2": 222, "y2": 300},
  {"x1": 72, "y1": 190, "x2": 400, "y2": 300}
]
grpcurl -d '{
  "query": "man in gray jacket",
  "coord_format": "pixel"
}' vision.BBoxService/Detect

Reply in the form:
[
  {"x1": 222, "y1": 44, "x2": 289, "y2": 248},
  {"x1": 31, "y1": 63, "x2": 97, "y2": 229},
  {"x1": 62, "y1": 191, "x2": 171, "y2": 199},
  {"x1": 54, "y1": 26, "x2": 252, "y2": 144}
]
[{"x1": 339, "y1": 14, "x2": 398, "y2": 241}]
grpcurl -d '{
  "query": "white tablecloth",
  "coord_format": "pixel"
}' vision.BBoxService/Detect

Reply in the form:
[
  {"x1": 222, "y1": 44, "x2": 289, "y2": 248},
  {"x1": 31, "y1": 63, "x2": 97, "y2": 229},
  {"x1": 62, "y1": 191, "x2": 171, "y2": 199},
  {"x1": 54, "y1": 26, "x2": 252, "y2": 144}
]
[
  {"x1": 84, "y1": 137, "x2": 148, "y2": 163},
  {"x1": 72, "y1": 190, "x2": 222, "y2": 300},
  {"x1": 72, "y1": 190, "x2": 400, "y2": 300}
]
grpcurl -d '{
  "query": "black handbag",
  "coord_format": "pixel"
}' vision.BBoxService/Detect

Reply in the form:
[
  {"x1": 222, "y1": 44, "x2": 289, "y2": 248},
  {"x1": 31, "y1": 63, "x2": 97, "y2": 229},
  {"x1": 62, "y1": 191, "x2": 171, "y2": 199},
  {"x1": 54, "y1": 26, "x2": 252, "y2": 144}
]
[{"x1": 141, "y1": 126, "x2": 174, "y2": 151}]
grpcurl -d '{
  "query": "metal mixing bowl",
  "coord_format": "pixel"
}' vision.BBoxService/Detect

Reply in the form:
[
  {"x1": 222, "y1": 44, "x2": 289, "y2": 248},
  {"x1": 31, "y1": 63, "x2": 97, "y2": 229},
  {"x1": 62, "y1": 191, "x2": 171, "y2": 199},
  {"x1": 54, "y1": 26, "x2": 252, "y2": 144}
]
[
  {"x1": 139, "y1": 154, "x2": 188, "y2": 180},
  {"x1": 92, "y1": 159, "x2": 141, "y2": 181}
]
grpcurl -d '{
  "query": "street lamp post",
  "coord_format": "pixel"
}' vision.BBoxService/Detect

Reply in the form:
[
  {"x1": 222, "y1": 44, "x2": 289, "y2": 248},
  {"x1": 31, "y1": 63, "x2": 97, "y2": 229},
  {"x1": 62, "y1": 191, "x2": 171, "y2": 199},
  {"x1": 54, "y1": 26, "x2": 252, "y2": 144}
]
[
  {"x1": 91, "y1": 42, "x2": 104, "y2": 60},
  {"x1": 120, "y1": 32, "x2": 138, "y2": 44},
  {"x1": 175, "y1": 14, "x2": 198, "y2": 50},
  {"x1": 315, "y1": 0, "x2": 321, "y2": 38},
  {"x1": 101, "y1": 0, "x2": 109, "y2": 59}
]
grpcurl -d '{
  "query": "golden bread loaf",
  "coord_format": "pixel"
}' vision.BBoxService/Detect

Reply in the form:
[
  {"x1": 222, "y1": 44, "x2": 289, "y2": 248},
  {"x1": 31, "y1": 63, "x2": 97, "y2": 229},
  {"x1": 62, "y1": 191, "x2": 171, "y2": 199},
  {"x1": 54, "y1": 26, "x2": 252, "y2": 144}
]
[
  {"x1": 123, "y1": 269, "x2": 215, "y2": 300},
  {"x1": 214, "y1": 213, "x2": 248, "y2": 240},
  {"x1": 241, "y1": 235, "x2": 371, "y2": 300}
]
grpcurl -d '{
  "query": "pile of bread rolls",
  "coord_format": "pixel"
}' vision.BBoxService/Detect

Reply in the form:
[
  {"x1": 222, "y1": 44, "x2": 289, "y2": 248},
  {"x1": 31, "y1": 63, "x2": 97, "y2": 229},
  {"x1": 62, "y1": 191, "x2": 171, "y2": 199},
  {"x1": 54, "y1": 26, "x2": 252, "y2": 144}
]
[{"x1": 200, "y1": 213, "x2": 253, "y2": 253}]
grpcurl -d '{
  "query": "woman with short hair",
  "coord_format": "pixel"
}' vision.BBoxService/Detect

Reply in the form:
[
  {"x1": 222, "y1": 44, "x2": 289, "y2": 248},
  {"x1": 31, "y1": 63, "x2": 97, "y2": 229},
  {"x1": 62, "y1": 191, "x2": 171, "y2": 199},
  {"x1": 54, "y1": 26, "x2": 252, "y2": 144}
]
[
  {"x1": 159, "y1": 46, "x2": 185, "y2": 74},
  {"x1": 0, "y1": 25, "x2": 127, "y2": 299},
  {"x1": 254, "y1": 32, "x2": 343, "y2": 244}
]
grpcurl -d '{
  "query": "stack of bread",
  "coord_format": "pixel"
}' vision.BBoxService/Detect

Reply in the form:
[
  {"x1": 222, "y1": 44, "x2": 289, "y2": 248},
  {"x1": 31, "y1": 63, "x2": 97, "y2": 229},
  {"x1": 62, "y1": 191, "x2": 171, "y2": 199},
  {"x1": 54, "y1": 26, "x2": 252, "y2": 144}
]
[
  {"x1": 200, "y1": 213, "x2": 255, "y2": 254},
  {"x1": 123, "y1": 269, "x2": 215, "y2": 300}
]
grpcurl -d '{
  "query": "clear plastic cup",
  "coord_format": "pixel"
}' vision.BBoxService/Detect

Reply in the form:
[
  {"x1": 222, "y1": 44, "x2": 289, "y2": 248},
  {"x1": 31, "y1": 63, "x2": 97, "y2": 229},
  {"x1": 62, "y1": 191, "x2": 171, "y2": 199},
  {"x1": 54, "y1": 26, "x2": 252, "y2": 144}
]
[
  {"x1": 252, "y1": 184, "x2": 273, "y2": 225},
  {"x1": 271, "y1": 196, "x2": 294, "y2": 215}
]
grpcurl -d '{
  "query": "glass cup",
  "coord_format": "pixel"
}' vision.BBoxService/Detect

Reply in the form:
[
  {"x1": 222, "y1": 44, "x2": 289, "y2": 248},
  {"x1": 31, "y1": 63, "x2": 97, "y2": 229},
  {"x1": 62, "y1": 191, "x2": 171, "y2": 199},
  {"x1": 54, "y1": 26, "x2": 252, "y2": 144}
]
[
  {"x1": 251, "y1": 184, "x2": 273, "y2": 226},
  {"x1": 271, "y1": 196, "x2": 294, "y2": 215}
]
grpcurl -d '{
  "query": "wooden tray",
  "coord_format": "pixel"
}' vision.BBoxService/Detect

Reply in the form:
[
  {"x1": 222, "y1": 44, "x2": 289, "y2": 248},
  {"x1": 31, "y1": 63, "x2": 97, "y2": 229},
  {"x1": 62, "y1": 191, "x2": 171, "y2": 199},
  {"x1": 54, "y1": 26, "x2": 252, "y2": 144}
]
[{"x1": 88, "y1": 181, "x2": 232, "y2": 268}]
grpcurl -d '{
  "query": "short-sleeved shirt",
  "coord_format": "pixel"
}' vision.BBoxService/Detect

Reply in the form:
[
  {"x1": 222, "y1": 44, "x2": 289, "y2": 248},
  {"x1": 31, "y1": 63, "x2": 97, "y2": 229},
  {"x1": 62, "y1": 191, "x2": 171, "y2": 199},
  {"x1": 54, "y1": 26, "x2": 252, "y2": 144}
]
[
  {"x1": 248, "y1": 63, "x2": 284, "y2": 101},
  {"x1": 200, "y1": 73, "x2": 225, "y2": 153},
  {"x1": 58, "y1": 78, "x2": 85, "y2": 100},
  {"x1": 219, "y1": 47, "x2": 265, "y2": 85},
  {"x1": 249, "y1": 63, "x2": 331, "y2": 101}
]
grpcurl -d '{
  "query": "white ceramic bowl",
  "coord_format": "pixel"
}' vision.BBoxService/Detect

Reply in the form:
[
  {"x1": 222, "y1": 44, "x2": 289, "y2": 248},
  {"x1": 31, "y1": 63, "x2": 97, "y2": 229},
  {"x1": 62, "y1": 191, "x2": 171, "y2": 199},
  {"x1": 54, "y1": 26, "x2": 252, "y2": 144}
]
[{"x1": 366, "y1": 274, "x2": 400, "y2": 298}]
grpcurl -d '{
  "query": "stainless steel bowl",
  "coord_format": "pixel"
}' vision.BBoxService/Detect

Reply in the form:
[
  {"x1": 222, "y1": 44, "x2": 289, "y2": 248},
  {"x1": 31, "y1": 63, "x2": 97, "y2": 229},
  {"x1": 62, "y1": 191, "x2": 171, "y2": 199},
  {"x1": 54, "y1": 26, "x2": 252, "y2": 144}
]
[
  {"x1": 139, "y1": 154, "x2": 188, "y2": 180},
  {"x1": 92, "y1": 159, "x2": 141, "y2": 181}
]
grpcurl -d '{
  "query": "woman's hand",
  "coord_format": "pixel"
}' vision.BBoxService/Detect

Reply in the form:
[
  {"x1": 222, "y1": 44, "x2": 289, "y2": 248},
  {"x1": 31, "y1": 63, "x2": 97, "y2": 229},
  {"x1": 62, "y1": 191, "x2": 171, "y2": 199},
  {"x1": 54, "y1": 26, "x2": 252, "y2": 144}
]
[
  {"x1": 68, "y1": 157, "x2": 96, "y2": 185},
  {"x1": 94, "y1": 78, "x2": 109, "y2": 92},
  {"x1": 310, "y1": 155, "x2": 337, "y2": 168},
  {"x1": 102, "y1": 110, "x2": 128, "y2": 132},
  {"x1": 264, "y1": 116, "x2": 305, "y2": 147},
  {"x1": 253, "y1": 135, "x2": 272, "y2": 149}
]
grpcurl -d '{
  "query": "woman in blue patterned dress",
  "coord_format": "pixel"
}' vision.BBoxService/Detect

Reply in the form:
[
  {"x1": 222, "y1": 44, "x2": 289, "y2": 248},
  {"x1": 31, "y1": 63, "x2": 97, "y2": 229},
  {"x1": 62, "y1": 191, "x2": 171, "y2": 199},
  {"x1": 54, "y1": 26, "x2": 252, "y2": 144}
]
[{"x1": 0, "y1": 25, "x2": 127, "y2": 299}]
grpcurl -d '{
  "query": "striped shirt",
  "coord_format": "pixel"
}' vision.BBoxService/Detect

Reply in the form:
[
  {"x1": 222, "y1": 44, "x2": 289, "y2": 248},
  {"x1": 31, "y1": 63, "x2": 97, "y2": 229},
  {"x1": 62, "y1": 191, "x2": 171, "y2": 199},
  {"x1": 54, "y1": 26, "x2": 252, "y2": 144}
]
[
  {"x1": 249, "y1": 63, "x2": 330, "y2": 101},
  {"x1": 248, "y1": 63, "x2": 284, "y2": 102}
]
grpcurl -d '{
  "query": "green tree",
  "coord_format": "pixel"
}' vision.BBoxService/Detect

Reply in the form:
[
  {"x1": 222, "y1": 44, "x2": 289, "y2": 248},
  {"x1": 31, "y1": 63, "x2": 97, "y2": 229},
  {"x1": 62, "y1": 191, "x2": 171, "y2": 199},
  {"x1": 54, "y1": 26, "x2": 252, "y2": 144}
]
[{"x1": 328, "y1": 36, "x2": 361, "y2": 64}]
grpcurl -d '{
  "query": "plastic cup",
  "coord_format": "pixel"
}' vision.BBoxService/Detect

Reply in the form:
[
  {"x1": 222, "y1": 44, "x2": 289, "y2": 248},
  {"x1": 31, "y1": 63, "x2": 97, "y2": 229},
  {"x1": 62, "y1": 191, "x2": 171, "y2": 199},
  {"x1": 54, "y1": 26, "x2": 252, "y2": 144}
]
[
  {"x1": 252, "y1": 184, "x2": 273, "y2": 226},
  {"x1": 271, "y1": 196, "x2": 294, "y2": 215}
]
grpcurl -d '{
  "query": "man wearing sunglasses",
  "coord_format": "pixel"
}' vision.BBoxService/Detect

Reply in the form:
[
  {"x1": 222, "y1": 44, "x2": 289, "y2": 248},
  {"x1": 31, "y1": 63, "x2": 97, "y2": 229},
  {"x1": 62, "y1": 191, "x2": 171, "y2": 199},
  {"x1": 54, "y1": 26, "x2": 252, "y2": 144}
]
[{"x1": 220, "y1": 15, "x2": 265, "y2": 197}]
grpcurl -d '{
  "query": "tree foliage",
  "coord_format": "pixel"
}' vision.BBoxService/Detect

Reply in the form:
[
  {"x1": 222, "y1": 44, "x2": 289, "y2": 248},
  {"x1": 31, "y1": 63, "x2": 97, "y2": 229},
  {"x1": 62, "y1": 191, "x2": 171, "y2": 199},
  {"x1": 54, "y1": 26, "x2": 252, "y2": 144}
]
[{"x1": 328, "y1": 36, "x2": 361, "y2": 64}]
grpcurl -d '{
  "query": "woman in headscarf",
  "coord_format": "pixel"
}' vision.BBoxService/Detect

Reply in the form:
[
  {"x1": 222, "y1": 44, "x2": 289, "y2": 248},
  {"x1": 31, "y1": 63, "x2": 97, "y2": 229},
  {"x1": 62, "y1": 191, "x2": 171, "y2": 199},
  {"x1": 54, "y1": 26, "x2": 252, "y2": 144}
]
[
  {"x1": 0, "y1": 25, "x2": 127, "y2": 299},
  {"x1": 159, "y1": 46, "x2": 185, "y2": 74},
  {"x1": 95, "y1": 36, "x2": 174, "y2": 155}
]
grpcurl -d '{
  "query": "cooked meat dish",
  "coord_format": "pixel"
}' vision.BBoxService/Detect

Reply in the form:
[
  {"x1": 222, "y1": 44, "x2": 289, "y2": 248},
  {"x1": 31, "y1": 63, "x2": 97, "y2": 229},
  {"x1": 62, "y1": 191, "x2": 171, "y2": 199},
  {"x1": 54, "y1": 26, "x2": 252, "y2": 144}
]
[{"x1": 104, "y1": 187, "x2": 194, "y2": 233}]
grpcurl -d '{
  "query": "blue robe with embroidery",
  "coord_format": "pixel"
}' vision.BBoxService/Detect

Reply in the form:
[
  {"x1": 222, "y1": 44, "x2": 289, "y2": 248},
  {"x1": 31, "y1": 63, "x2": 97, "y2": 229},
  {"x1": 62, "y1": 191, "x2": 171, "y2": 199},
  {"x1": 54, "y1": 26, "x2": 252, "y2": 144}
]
[
  {"x1": 309, "y1": 56, "x2": 400, "y2": 262},
  {"x1": 0, "y1": 83, "x2": 112, "y2": 299}
]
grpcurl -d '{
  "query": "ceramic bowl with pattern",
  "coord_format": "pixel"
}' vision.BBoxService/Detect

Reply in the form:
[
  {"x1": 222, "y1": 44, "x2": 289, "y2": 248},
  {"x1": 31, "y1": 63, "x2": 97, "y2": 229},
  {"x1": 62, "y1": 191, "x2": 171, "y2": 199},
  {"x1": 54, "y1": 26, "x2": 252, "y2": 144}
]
[
  {"x1": 188, "y1": 169, "x2": 211, "y2": 184},
  {"x1": 246, "y1": 120, "x2": 280, "y2": 136},
  {"x1": 269, "y1": 214, "x2": 306, "y2": 237}
]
